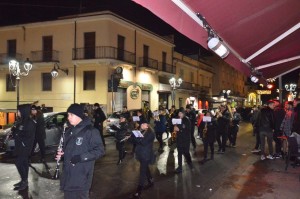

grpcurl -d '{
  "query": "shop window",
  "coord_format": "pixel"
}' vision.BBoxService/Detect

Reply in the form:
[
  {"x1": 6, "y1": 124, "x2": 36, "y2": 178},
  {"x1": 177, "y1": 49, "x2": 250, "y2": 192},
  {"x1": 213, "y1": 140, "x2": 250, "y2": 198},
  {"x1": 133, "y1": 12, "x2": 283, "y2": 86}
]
[{"x1": 83, "y1": 71, "x2": 95, "y2": 90}]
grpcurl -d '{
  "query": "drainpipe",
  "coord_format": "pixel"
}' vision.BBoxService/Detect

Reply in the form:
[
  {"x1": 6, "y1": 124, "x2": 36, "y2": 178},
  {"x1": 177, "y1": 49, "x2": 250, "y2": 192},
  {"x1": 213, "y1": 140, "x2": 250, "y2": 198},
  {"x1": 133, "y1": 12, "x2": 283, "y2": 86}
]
[{"x1": 73, "y1": 21, "x2": 77, "y2": 103}]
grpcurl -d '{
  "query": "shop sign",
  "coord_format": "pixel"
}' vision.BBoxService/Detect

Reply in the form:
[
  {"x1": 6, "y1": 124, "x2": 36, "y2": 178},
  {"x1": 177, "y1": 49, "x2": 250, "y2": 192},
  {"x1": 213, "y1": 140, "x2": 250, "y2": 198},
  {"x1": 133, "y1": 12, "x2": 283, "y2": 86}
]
[{"x1": 256, "y1": 90, "x2": 271, "y2": 95}]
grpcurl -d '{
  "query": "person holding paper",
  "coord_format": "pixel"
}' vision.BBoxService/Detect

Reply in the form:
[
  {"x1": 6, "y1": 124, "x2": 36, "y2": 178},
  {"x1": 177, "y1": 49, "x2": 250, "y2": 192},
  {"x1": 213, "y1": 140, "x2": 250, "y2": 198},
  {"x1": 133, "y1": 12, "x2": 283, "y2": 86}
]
[
  {"x1": 174, "y1": 107, "x2": 193, "y2": 173},
  {"x1": 110, "y1": 114, "x2": 129, "y2": 165},
  {"x1": 201, "y1": 111, "x2": 217, "y2": 163},
  {"x1": 186, "y1": 105, "x2": 197, "y2": 150},
  {"x1": 130, "y1": 118, "x2": 155, "y2": 198}
]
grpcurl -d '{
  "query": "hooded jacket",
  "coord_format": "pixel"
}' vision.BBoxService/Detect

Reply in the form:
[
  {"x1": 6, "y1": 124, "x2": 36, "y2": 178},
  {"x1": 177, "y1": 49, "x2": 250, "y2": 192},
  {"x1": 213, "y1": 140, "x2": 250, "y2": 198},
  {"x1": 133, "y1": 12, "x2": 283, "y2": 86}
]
[
  {"x1": 12, "y1": 104, "x2": 36, "y2": 156},
  {"x1": 60, "y1": 117, "x2": 104, "y2": 191}
]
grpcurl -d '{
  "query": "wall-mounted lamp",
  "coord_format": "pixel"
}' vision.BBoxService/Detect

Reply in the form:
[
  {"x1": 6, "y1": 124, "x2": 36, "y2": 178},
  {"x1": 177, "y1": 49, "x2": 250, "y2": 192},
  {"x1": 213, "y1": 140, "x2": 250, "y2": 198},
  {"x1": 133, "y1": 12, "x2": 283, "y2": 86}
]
[
  {"x1": 250, "y1": 75, "x2": 259, "y2": 83},
  {"x1": 51, "y1": 62, "x2": 68, "y2": 78},
  {"x1": 208, "y1": 37, "x2": 229, "y2": 58}
]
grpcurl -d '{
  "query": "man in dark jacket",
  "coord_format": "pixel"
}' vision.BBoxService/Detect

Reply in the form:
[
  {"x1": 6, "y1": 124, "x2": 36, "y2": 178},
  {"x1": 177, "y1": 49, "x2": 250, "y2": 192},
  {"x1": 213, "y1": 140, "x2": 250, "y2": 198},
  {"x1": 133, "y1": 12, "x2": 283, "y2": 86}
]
[
  {"x1": 292, "y1": 98, "x2": 300, "y2": 134},
  {"x1": 174, "y1": 107, "x2": 193, "y2": 173},
  {"x1": 228, "y1": 107, "x2": 241, "y2": 147},
  {"x1": 30, "y1": 105, "x2": 46, "y2": 161},
  {"x1": 256, "y1": 100, "x2": 275, "y2": 160},
  {"x1": 56, "y1": 103, "x2": 104, "y2": 199},
  {"x1": 273, "y1": 100, "x2": 286, "y2": 158},
  {"x1": 93, "y1": 103, "x2": 107, "y2": 146},
  {"x1": 12, "y1": 104, "x2": 36, "y2": 191},
  {"x1": 185, "y1": 105, "x2": 197, "y2": 149},
  {"x1": 216, "y1": 105, "x2": 231, "y2": 153}
]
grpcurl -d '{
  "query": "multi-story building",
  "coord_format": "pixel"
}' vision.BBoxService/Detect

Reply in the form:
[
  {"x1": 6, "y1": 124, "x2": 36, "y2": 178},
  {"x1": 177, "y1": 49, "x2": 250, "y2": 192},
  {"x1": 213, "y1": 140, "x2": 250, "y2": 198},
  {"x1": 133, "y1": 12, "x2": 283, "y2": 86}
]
[{"x1": 0, "y1": 11, "x2": 216, "y2": 126}]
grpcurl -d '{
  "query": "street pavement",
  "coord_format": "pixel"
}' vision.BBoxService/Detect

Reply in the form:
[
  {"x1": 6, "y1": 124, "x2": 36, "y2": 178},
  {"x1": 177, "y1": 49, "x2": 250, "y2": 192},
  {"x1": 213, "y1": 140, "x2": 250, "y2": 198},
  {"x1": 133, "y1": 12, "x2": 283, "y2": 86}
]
[{"x1": 0, "y1": 122, "x2": 299, "y2": 199}]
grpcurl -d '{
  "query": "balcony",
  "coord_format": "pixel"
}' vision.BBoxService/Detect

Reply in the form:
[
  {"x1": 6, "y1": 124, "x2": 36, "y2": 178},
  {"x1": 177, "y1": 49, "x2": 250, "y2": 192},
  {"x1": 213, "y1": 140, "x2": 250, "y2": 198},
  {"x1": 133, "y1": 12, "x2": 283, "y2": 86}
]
[
  {"x1": 72, "y1": 46, "x2": 136, "y2": 64},
  {"x1": 158, "y1": 62, "x2": 176, "y2": 74},
  {"x1": 0, "y1": 53, "x2": 23, "y2": 64},
  {"x1": 31, "y1": 50, "x2": 59, "y2": 62},
  {"x1": 138, "y1": 57, "x2": 158, "y2": 71}
]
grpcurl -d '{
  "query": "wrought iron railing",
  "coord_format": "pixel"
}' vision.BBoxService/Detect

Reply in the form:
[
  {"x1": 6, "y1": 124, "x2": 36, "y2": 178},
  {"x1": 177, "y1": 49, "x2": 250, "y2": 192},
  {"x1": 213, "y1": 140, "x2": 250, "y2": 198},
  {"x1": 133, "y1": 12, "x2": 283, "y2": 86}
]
[
  {"x1": 31, "y1": 50, "x2": 59, "y2": 62},
  {"x1": 138, "y1": 57, "x2": 158, "y2": 70},
  {"x1": 158, "y1": 62, "x2": 176, "y2": 74},
  {"x1": 72, "y1": 46, "x2": 136, "y2": 64},
  {"x1": 0, "y1": 53, "x2": 23, "y2": 64}
]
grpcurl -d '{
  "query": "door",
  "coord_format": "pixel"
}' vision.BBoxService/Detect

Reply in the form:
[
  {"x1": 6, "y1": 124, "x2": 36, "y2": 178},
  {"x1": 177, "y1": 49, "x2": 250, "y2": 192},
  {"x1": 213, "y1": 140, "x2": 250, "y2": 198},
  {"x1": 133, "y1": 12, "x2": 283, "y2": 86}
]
[
  {"x1": 162, "y1": 51, "x2": 167, "y2": 71},
  {"x1": 84, "y1": 32, "x2": 95, "y2": 59},
  {"x1": 143, "y1": 45, "x2": 149, "y2": 66},
  {"x1": 43, "y1": 36, "x2": 53, "y2": 61},
  {"x1": 7, "y1": 39, "x2": 16, "y2": 58},
  {"x1": 117, "y1": 35, "x2": 125, "y2": 60}
]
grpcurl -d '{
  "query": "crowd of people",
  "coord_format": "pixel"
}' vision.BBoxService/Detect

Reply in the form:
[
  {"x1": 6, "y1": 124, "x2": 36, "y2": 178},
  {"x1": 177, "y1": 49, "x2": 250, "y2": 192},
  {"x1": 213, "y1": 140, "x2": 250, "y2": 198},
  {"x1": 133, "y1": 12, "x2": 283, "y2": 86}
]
[{"x1": 10, "y1": 97, "x2": 300, "y2": 198}]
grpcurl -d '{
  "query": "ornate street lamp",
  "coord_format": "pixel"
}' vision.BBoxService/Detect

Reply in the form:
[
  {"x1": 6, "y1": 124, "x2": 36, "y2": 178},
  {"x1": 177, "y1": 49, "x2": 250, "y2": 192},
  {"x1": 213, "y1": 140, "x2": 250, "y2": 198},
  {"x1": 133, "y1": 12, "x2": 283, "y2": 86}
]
[
  {"x1": 8, "y1": 58, "x2": 32, "y2": 108},
  {"x1": 169, "y1": 77, "x2": 183, "y2": 106},
  {"x1": 285, "y1": 83, "x2": 297, "y2": 101}
]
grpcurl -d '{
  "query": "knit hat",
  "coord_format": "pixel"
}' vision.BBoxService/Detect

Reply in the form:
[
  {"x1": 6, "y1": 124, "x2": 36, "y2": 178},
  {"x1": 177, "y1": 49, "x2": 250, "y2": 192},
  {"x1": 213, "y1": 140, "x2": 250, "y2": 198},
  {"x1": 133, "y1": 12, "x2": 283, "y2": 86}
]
[
  {"x1": 67, "y1": 103, "x2": 84, "y2": 119},
  {"x1": 178, "y1": 107, "x2": 185, "y2": 113},
  {"x1": 31, "y1": 105, "x2": 37, "y2": 110}
]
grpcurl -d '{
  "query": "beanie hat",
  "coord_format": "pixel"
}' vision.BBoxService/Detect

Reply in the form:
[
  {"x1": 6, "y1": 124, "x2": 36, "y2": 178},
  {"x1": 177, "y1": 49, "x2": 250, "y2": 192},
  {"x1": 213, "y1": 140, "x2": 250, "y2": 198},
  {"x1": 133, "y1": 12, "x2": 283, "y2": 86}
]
[
  {"x1": 178, "y1": 107, "x2": 185, "y2": 113},
  {"x1": 31, "y1": 105, "x2": 37, "y2": 110},
  {"x1": 67, "y1": 103, "x2": 84, "y2": 119}
]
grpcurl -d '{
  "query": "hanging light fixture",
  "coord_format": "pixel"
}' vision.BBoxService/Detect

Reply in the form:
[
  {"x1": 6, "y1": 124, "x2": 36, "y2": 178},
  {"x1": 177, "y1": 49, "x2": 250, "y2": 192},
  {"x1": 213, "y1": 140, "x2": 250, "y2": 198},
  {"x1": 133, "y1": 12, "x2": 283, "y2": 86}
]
[
  {"x1": 51, "y1": 62, "x2": 68, "y2": 78},
  {"x1": 250, "y1": 75, "x2": 259, "y2": 83},
  {"x1": 207, "y1": 37, "x2": 229, "y2": 58}
]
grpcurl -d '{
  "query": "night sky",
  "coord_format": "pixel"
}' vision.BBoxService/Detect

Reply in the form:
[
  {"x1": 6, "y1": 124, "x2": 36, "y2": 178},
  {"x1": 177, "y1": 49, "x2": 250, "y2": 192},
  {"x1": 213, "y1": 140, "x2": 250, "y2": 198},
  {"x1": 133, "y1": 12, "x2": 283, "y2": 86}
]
[{"x1": 0, "y1": 0, "x2": 298, "y2": 85}]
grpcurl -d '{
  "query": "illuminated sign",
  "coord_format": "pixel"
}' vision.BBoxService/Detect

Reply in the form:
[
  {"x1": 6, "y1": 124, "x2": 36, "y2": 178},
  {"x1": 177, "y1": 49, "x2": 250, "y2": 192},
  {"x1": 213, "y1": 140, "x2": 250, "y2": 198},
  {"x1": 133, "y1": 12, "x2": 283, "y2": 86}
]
[{"x1": 256, "y1": 90, "x2": 271, "y2": 95}]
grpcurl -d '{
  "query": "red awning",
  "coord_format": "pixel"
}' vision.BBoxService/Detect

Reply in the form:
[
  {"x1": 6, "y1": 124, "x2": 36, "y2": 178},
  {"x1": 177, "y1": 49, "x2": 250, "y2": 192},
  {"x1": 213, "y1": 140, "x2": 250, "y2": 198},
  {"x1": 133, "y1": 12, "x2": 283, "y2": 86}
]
[{"x1": 133, "y1": 0, "x2": 300, "y2": 79}]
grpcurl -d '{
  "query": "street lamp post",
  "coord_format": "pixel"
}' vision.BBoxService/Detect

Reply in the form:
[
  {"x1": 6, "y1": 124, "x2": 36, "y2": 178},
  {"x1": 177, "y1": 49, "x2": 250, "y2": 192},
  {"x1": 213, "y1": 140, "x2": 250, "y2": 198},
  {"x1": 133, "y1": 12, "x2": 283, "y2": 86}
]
[
  {"x1": 285, "y1": 83, "x2": 297, "y2": 101},
  {"x1": 169, "y1": 77, "x2": 183, "y2": 106},
  {"x1": 8, "y1": 59, "x2": 32, "y2": 108}
]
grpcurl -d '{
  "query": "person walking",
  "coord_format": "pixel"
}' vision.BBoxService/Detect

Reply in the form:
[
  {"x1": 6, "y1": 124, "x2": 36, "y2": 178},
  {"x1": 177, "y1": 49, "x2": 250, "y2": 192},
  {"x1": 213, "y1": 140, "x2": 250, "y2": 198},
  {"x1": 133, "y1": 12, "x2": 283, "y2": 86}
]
[
  {"x1": 200, "y1": 111, "x2": 217, "y2": 163},
  {"x1": 174, "y1": 107, "x2": 193, "y2": 173},
  {"x1": 130, "y1": 118, "x2": 155, "y2": 198},
  {"x1": 273, "y1": 100, "x2": 286, "y2": 158},
  {"x1": 251, "y1": 106, "x2": 261, "y2": 153},
  {"x1": 257, "y1": 100, "x2": 275, "y2": 160},
  {"x1": 216, "y1": 105, "x2": 232, "y2": 154},
  {"x1": 111, "y1": 114, "x2": 129, "y2": 165},
  {"x1": 292, "y1": 98, "x2": 300, "y2": 134},
  {"x1": 185, "y1": 105, "x2": 197, "y2": 150},
  {"x1": 30, "y1": 105, "x2": 46, "y2": 162},
  {"x1": 228, "y1": 107, "x2": 241, "y2": 147},
  {"x1": 154, "y1": 109, "x2": 167, "y2": 153},
  {"x1": 12, "y1": 104, "x2": 36, "y2": 191},
  {"x1": 56, "y1": 103, "x2": 104, "y2": 199},
  {"x1": 93, "y1": 103, "x2": 107, "y2": 147}
]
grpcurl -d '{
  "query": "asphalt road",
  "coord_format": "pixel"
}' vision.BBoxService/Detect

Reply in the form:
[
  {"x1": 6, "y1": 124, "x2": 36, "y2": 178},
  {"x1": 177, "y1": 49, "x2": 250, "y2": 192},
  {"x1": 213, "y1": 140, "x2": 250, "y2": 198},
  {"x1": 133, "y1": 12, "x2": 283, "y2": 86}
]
[{"x1": 0, "y1": 122, "x2": 299, "y2": 199}]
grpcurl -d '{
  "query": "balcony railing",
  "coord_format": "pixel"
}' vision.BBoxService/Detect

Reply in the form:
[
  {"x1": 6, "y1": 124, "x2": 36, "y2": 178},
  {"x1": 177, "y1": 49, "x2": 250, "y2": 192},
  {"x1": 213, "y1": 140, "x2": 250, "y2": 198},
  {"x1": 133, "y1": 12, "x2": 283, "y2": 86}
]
[
  {"x1": 139, "y1": 57, "x2": 158, "y2": 70},
  {"x1": 72, "y1": 46, "x2": 136, "y2": 64},
  {"x1": 158, "y1": 62, "x2": 176, "y2": 74},
  {"x1": 0, "y1": 53, "x2": 23, "y2": 64},
  {"x1": 31, "y1": 50, "x2": 59, "y2": 62}
]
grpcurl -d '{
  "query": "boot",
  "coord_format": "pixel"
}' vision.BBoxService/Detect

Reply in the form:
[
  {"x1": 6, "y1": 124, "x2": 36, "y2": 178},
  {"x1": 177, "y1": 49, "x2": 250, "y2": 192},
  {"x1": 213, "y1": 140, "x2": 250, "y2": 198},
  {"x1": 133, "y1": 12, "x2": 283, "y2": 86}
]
[
  {"x1": 13, "y1": 181, "x2": 22, "y2": 187},
  {"x1": 117, "y1": 159, "x2": 122, "y2": 165},
  {"x1": 144, "y1": 177, "x2": 154, "y2": 189},
  {"x1": 14, "y1": 181, "x2": 28, "y2": 191}
]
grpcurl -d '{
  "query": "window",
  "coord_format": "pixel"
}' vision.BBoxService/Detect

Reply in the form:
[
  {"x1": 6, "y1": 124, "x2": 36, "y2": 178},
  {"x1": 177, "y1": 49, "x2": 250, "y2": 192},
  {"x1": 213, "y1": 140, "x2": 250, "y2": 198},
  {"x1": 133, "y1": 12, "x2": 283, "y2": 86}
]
[
  {"x1": 42, "y1": 73, "x2": 52, "y2": 91},
  {"x1": 179, "y1": 69, "x2": 184, "y2": 79},
  {"x1": 162, "y1": 52, "x2": 167, "y2": 71},
  {"x1": 143, "y1": 45, "x2": 149, "y2": 66},
  {"x1": 84, "y1": 32, "x2": 95, "y2": 59},
  {"x1": 117, "y1": 35, "x2": 125, "y2": 60},
  {"x1": 43, "y1": 36, "x2": 53, "y2": 61},
  {"x1": 190, "y1": 72, "x2": 194, "y2": 83},
  {"x1": 6, "y1": 74, "x2": 16, "y2": 91},
  {"x1": 7, "y1": 39, "x2": 16, "y2": 57},
  {"x1": 83, "y1": 71, "x2": 95, "y2": 90}
]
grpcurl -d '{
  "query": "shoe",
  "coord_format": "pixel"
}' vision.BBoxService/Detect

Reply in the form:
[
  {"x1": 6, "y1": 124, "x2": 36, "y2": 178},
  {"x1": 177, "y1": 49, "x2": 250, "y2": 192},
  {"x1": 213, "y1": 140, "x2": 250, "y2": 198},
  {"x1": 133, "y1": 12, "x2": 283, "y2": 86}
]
[
  {"x1": 217, "y1": 148, "x2": 221, "y2": 153},
  {"x1": 13, "y1": 181, "x2": 22, "y2": 187},
  {"x1": 217, "y1": 150, "x2": 225, "y2": 154},
  {"x1": 144, "y1": 178, "x2": 154, "y2": 189},
  {"x1": 130, "y1": 185, "x2": 143, "y2": 198},
  {"x1": 175, "y1": 167, "x2": 182, "y2": 174},
  {"x1": 196, "y1": 135, "x2": 200, "y2": 139},
  {"x1": 116, "y1": 159, "x2": 122, "y2": 165},
  {"x1": 261, "y1": 155, "x2": 266, "y2": 160},
  {"x1": 273, "y1": 154, "x2": 282, "y2": 159},
  {"x1": 231, "y1": 145, "x2": 236, "y2": 148},
  {"x1": 200, "y1": 158, "x2": 207, "y2": 164},
  {"x1": 158, "y1": 147, "x2": 164, "y2": 153},
  {"x1": 251, "y1": 149, "x2": 261, "y2": 153},
  {"x1": 13, "y1": 181, "x2": 28, "y2": 191},
  {"x1": 266, "y1": 155, "x2": 274, "y2": 160}
]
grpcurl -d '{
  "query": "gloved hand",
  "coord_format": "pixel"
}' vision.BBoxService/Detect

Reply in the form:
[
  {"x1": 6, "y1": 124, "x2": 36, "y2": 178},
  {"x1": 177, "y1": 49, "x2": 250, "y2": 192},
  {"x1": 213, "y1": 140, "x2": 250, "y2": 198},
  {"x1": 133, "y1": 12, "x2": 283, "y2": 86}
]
[{"x1": 70, "y1": 155, "x2": 81, "y2": 165}]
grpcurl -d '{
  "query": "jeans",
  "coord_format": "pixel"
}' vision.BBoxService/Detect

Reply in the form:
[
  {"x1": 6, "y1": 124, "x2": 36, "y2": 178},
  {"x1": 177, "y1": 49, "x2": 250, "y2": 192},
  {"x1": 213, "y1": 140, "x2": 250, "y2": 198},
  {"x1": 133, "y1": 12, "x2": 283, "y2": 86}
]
[
  {"x1": 138, "y1": 160, "x2": 152, "y2": 186},
  {"x1": 64, "y1": 190, "x2": 89, "y2": 199},
  {"x1": 203, "y1": 140, "x2": 214, "y2": 159},
  {"x1": 155, "y1": 131, "x2": 163, "y2": 148},
  {"x1": 116, "y1": 142, "x2": 125, "y2": 160},
  {"x1": 177, "y1": 147, "x2": 192, "y2": 168},
  {"x1": 15, "y1": 155, "x2": 30, "y2": 182},
  {"x1": 260, "y1": 130, "x2": 273, "y2": 155}
]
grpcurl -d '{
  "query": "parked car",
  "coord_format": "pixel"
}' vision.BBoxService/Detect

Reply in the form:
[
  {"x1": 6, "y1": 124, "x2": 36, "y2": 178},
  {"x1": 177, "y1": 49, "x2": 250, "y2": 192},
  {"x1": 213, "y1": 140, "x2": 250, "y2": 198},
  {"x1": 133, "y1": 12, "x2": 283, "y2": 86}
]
[
  {"x1": 105, "y1": 112, "x2": 121, "y2": 135},
  {"x1": 0, "y1": 112, "x2": 67, "y2": 155}
]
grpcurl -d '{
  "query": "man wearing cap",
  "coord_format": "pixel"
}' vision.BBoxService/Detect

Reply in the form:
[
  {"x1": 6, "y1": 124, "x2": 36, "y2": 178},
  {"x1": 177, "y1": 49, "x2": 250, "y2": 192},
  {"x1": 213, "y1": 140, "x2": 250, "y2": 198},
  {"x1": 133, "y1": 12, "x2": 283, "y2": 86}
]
[
  {"x1": 93, "y1": 103, "x2": 107, "y2": 146},
  {"x1": 256, "y1": 100, "x2": 275, "y2": 160},
  {"x1": 56, "y1": 103, "x2": 104, "y2": 199},
  {"x1": 174, "y1": 107, "x2": 193, "y2": 173},
  {"x1": 30, "y1": 105, "x2": 46, "y2": 162}
]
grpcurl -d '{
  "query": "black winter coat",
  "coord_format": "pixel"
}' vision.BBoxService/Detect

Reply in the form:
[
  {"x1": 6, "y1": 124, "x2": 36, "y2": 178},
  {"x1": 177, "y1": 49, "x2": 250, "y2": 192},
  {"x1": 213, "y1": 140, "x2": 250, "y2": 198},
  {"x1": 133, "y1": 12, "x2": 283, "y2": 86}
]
[
  {"x1": 33, "y1": 110, "x2": 46, "y2": 140},
  {"x1": 13, "y1": 104, "x2": 36, "y2": 156},
  {"x1": 132, "y1": 127, "x2": 155, "y2": 162},
  {"x1": 176, "y1": 116, "x2": 191, "y2": 150},
  {"x1": 111, "y1": 122, "x2": 129, "y2": 142},
  {"x1": 274, "y1": 107, "x2": 285, "y2": 131},
  {"x1": 217, "y1": 110, "x2": 231, "y2": 132},
  {"x1": 60, "y1": 117, "x2": 105, "y2": 191},
  {"x1": 203, "y1": 118, "x2": 217, "y2": 143},
  {"x1": 256, "y1": 106, "x2": 275, "y2": 132},
  {"x1": 93, "y1": 107, "x2": 106, "y2": 127}
]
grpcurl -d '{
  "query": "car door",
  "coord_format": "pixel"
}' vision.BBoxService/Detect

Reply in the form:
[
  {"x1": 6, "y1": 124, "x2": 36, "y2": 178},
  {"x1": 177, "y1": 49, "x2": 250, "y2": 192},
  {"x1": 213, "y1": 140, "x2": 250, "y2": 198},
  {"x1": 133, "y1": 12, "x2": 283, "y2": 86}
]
[{"x1": 45, "y1": 113, "x2": 67, "y2": 147}]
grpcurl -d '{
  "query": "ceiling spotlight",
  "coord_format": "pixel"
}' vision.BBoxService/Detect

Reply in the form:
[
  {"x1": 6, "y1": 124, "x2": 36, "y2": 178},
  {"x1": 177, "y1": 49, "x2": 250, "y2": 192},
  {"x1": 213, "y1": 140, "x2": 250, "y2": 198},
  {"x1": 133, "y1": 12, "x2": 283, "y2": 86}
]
[
  {"x1": 208, "y1": 37, "x2": 229, "y2": 58},
  {"x1": 267, "y1": 84, "x2": 273, "y2": 89},
  {"x1": 250, "y1": 75, "x2": 259, "y2": 83}
]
